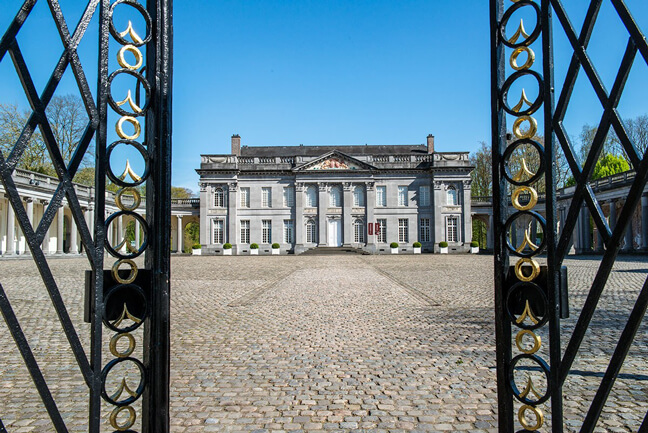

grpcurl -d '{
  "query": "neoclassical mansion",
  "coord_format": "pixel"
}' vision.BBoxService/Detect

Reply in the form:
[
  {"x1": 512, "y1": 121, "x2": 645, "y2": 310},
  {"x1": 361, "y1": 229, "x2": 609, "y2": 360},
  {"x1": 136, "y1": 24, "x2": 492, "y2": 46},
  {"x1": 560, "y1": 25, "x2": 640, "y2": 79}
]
[{"x1": 197, "y1": 135, "x2": 474, "y2": 254}]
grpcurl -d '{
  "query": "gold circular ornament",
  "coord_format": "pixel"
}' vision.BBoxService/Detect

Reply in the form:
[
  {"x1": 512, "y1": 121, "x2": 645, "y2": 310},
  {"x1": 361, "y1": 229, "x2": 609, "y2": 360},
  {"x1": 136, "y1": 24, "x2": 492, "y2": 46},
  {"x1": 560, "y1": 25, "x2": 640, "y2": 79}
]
[
  {"x1": 109, "y1": 332, "x2": 136, "y2": 358},
  {"x1": 515, "y1": 329, "x2": 542, "y2": 354},
  {"x1": 511, "y1": 186, "x2": 538, "y2": 211},
  {"x1": 112, "y1": 259, "x2": 139, "y2": 284},
  {"x1": 513, "y1": 115, "x2": 538, "y2": 139},
  {"x1": 515, "y1": 258, "x2": 540, "y2": 282},
  {"x1": 510, "y1": 46, "x2": 535, "y2": 70},
  {"x1": 117, "y1": 44, "x2": 144, "y2": 70},
  {"x1": 116, "y1": 187, "x2": 142, "y2": 211},
  {"x1": 116, "y1": 116, "x2": 141, "y2": 140},
  {"x1": 110, "y1": 405, "x2": 136, "y2": 431},
  {"x1": 518, "y1": 404, "x2": 544, "y2": 431}
]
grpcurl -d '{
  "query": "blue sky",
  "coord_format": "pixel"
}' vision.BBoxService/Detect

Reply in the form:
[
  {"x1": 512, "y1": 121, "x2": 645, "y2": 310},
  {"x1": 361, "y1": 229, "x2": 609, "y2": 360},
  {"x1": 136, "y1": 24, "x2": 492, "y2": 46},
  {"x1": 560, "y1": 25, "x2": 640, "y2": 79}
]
[{"x1": 1, "y1": 0, "x2": 648, "y2": 193}]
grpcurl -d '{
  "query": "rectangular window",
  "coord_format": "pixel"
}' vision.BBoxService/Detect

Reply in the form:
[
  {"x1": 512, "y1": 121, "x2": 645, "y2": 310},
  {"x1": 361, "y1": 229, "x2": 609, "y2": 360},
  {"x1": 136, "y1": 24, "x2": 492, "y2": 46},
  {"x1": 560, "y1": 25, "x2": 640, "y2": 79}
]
[
  {"x1": 283, "y1": 186, "x2": 294, "y2": 207},
  {"x1": 419, "y1": 185, "x2": 430, "y2": 207},
  {"x1": 376, "y1": 186, "x2": 386, "y2": 207},
  {"x1": 420, "y1": 218, "x2": 430, "y2": 242},
  {"x1": 240, "y1": 220, "x2": 250, "y2": 244},
  {"x1": 283, "y1": 219, "x2": 294, "y2": 243},
  {"x1": 398, "y1": 186, "x2": 408, "y2": 206},
  {"x1": 240, "y1": 187, "x2": 250, "y2": 208},
  {"x1": 212, "y1": 220, "x2": 224, "y2": 244},
  {"x1": 398, "y1": 218, "x2": 409, "y2": 243},
  {"x1": 354, "y1": 220, "x2": 365, "y2": 243},
  {"x1": 262, "y1": 187, "x2": 272, "y2": 208},
  {"x1": 306, "y1": 220, "x2": 317, "y2": 243},
  {"x1": 377, "y1": 218, "x2": 387, "y2": 243},
  {"x1": 446, "y1": 216, "x2": 458, "y2": 242},
  {"x1": 262, "y1": 220, "x2": 272, "y2": 244}
]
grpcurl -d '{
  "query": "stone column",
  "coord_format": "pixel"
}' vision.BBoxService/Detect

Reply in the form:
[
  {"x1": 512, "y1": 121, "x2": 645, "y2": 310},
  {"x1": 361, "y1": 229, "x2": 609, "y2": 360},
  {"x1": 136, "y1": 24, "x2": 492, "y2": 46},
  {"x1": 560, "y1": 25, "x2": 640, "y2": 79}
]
[
  {"x1": 56, "y1": 206, "x2": 64, "y2": 254},
  {"x1": 24, "y1": 198, "x2": 34, "y2": 254},
  {"x1": 462, "y1": 180, "x2": 472, "y2": 246},
  {"x1": 624, "y1": 201, "x2": 633, "y2": 252},
  {"x1": 117, "y1": 214, "x2": 124, "y2": 253},
  {"x1": 228, "y1": 182, "x2": 237, "y2": 247},
  {"x1": 177, "y1": 215, "x2": 183, "y2": 253},
  {"x1": 6, "y1": 201, "x2": 15, "y2": 255},
  {"x1": 596, "y1": 228, "x2": 603, "y2": 253},
  {"x1": 295, "y1": 183, "x2": 305, "y2": 250},
  {"x1": 69, "y1": 213, "x2": 78, "y2": 254},
  {"x1": 135, "y1": 218, "x2": 141, "y2": 249},
  {"x1": 365, "y1": 182, "x2": 375, "y2": 249},
  {"x1": 642, "y1": 195, "x2": 648, "y2": 251},
  {"x1": 318, "y1": 183, "x2": 327, "y2": 246},
  {"x1": 583, "y1": 205, "x2": 591, "y2": 252},
  {"x1": 199, "y1": 183, "x2": 209, "y2": 245},
  {"x1": 487, "y1": 214, "x2": 494, "y2": 250},
  {"x1": 343, "y1": 183, "x2": 353, "y2": 246},
  {"x1": 42, "y1": 201, "x2": 50, "y2": 254}
]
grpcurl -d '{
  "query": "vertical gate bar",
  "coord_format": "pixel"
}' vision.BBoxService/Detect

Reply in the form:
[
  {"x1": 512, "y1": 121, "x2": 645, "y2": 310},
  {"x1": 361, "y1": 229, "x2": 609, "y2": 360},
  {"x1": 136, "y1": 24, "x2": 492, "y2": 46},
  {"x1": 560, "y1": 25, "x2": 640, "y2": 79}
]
[
  {"x1": 142, "y1": 0, "x2": 173, "y2": 431},
  {"x1": 541, "y1": 1, "x2": 563, "y2": 433},
  {"x1": 490, "y1": 0, "x2": 513, "y2": 432},
  {"x1": 89, "y1": 1, "x2": 110, "y2": 431}
]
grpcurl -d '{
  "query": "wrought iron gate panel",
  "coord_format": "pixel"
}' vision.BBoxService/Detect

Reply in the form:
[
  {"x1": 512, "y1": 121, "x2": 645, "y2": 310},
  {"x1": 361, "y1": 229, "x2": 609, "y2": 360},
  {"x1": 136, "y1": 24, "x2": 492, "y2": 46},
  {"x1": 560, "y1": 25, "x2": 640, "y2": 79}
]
[
  {"x1": 491, "y1": 1, "x2": 648, "y2": 432},
  {"x1": 0, "y1": 1, "x2": 171, "y2": 431}
]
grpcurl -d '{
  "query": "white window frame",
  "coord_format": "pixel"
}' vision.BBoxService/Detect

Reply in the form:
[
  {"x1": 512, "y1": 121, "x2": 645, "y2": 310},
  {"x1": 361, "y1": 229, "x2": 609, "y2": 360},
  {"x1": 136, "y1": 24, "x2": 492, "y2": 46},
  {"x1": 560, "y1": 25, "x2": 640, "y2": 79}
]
[
  {"x1": 419, "y1": 218, "x2": 430, "y2": 243},
  {"x1": 240, "y1": 187, "x2": 250, "y2": 208},
  {"x1": 306, "y1": 219, "x2": 317, "y2": 243},
  {"x1": 398, "y1": 218, "x2": 409, "y2": 243},
  {"x1": 353, "y1": 219, "x2": 365, "y2": 243},
  {"x1": 446, "y1": 215, "x2": 459, "y2": 242},
  {"x1": 329, "y1": 185, "x2": 342, "y2": 207},
  {"x1": 353, "y1": 185, "x2": 365, "y2": 207},
  {"x1": 447, "y1": 186, "x2": 458, "y2": 206},
  {"x1": 283, "y1": 186, "x2": 294, "y2": 207},
  {"x1": 240, "y1": 220, "x2": 250, "y2": 244},
  {"x1": 283, "y1": 219, "x2": 294, "y2": 243},
  {"x1": 419, "y1": 185, "x2": 430, "y2": 207},
  {"x1": 377, "y1": 218, "x2": 387, "y2": 243},
  {"x1": 213, "y1": 187, "x2": 225, "y2": 208},
  {"x1": 306, "y1": 185, "x2": 317, "y2": 207},
  {"x1": 262, "y1": 220, "x2": 272, "y2": 244},
  {"x1": 398, "y1": 186, "x2": 408, "y2": 207},
  {"x1": 262, "y1": 187, "x2": 272, "y2": 208},
  {"x1": 212, "y1": 219, "x2": 224, "y2": 244},
  {"x1": 376, "y1": 186, "x2": 386, "y2": 207}
]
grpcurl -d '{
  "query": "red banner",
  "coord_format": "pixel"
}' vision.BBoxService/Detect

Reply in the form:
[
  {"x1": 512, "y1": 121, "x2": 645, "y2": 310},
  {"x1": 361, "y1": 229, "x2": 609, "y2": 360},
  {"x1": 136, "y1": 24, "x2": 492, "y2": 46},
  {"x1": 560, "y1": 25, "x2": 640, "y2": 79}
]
[{"x1": 368, "y1": 223, "x2": 374, "y2": 235}]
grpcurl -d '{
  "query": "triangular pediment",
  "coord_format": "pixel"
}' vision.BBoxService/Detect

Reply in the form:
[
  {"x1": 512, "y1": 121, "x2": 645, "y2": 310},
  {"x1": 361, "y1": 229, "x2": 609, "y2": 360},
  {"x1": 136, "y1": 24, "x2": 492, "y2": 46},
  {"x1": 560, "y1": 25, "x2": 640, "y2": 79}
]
[{"x1": 294, "y1": 151, "x2": 375, "y2": 171}]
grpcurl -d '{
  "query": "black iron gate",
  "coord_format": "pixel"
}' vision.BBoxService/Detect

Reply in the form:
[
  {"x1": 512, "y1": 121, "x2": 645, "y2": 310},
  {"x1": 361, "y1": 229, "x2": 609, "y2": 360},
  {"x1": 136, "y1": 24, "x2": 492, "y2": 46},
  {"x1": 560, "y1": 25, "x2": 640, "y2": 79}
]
[
  {"x1": 491, "y1": 0, "x2": 648, "y2": 432},
  {"x1": 0, "y1": 1, "x2": 171, "y2": 431}
]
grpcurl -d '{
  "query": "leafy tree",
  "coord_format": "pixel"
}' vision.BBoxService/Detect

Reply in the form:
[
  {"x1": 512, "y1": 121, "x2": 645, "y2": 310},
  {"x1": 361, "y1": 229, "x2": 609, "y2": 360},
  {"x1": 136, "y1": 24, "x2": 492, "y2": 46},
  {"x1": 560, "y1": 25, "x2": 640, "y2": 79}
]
[
  {"x1": 591, "y1": 153, "x2": 629, "y2": 180},
  {"x1": 172, "y1": 186, "x2": 194, "y2": 199},
  {"x1": 470, "y1": 141, "x2": 491, "y2": 198}
]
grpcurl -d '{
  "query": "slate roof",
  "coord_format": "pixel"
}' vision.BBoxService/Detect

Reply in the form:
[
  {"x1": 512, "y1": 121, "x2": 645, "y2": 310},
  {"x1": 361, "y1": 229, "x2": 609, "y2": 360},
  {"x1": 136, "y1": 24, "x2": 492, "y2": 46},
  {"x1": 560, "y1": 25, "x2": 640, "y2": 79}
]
[{"x1": 239, "y1": 144, "x2": 428, "y2": 157}]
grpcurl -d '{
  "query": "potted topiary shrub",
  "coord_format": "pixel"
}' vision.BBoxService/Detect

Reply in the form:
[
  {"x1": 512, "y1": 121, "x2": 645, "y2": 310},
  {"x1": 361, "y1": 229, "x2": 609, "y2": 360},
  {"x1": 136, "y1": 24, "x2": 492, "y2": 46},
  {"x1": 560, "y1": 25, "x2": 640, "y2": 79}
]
[
  {"x1": 223, "y1": 243, "x2": 232, "y2": 255},
  {"x1": 439, "y1": 241, "x2": 448, "y2": 254},
  {"x1": 413, "y1": 241, "x2": 422, "y2": 254},
  {"x1": 192, "y1": 243, "x2": 202, "y2": 256},
  {"x1": 470, "y1": 241, "x2": 479, "y2": 254},
  {"x1": 271, "y1": 243, "x2": 280, "y2": 255},
  {"x1": 250, "y1": 243, "x2": 259, "y2": 255},
  {"x1": 390, "y1": 242, "x2": 399, "y2": 254}
]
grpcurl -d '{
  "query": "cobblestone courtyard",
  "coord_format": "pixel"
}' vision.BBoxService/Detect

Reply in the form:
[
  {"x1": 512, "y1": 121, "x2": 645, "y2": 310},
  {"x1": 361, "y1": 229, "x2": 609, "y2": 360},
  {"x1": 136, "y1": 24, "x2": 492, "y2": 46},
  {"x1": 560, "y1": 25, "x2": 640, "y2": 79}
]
[{"x1": 0, "y1": 254, "x2": 646, "y2": 432}]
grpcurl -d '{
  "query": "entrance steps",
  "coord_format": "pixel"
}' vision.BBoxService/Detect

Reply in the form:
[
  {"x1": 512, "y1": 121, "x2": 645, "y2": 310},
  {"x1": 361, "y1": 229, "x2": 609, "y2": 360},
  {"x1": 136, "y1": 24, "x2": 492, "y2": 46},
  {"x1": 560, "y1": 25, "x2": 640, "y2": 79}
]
[{"x1": 300, "y1": 246, "x2": 367, "y2": 255}]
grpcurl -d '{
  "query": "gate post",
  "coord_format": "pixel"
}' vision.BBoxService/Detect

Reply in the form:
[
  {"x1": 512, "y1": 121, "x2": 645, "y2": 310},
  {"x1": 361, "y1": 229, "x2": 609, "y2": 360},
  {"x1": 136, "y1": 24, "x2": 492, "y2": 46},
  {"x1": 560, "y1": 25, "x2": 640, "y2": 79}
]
[{"x1": 142, "y1": 0, "x2": 173, "y2": 431}]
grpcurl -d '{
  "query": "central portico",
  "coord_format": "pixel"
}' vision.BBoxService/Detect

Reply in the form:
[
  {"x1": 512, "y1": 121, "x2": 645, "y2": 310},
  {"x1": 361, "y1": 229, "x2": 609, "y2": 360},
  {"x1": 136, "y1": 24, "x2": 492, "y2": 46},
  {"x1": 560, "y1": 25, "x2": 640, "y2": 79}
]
[{"x1": 196, "y1": 134, "x2": 473, "y2": 254}]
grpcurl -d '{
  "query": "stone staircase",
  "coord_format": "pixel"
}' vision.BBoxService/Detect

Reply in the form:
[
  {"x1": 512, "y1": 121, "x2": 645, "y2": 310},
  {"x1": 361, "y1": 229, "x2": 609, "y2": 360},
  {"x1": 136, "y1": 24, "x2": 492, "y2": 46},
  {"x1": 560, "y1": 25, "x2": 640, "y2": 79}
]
[{"x1": 300, "y1": 246, "x2": 368, "y2": 255}]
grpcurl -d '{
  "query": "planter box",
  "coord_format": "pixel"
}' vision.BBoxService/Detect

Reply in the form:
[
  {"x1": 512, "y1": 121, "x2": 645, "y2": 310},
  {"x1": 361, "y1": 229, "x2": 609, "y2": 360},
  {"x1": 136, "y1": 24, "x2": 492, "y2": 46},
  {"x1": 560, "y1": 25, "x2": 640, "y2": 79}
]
[
  {"x1": 272, "y1": 249, "x2": 280, "y2": 255},
  {"x1": 471, "y1": 246, "x2": 479, "y2": 254},
  {"x1": 391, "y1": 248, "x2": 398, "y2": 254},
  {"x1": 223, "y1": 249, "x2": 232, "y2": 255},
  {"x1": 440, "y1": 247, "x2": 448, "y2": 254},
  {"x1": 413, "y1": 247, "x2": 421, "y2": 254},
  {"x1": 192, "y1": 248, "x2": 201, "y2": 256},
  {"x1": 250, "y1": 249, "x2": 259, "y2": 255}
]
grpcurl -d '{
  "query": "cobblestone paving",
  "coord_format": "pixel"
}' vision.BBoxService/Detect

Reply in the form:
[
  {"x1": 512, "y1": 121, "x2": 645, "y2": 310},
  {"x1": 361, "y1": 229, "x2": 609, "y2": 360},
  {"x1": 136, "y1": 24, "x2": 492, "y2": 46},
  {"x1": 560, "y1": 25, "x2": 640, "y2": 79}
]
[{"x1": 0, "y1": 254, "x2": 646, "y2": 432}]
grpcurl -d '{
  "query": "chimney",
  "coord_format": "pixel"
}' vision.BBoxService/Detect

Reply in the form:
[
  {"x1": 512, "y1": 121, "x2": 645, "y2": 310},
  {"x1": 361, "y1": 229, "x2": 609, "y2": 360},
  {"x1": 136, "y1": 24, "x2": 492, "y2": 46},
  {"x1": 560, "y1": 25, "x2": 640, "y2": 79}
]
[
  {"x1": 231, "y1": 134, "x2": 241, "y2": 156},
  {"x1": 427, "y1": 134, "x2": 435, "y2": 154}
]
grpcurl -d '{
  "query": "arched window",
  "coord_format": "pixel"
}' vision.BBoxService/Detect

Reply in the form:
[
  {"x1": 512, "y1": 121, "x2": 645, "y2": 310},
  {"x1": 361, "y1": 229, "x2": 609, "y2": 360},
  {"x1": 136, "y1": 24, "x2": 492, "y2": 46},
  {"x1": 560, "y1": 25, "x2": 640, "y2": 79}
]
[
  {"x1": 306, "y1": 185, "x2": 317, "y2": 207},
  {"x1": 447, "y1": 186, "x2": 457, "y2": 206},
  {"x1": 306, "y1": 219, "x2": 317, "y2": 243},
  {"x1": 329, "y1": 185, "x2": 342, "y2": 207},
  {"x1": 353, "y1": 219, "x2": 365, "y2": 243},
  {"x1": 214, "y1": 187, "x2": 225, "y2": 207},
  {"x1": 353, "y1": 185, "x2": 365, "y2": 207}
]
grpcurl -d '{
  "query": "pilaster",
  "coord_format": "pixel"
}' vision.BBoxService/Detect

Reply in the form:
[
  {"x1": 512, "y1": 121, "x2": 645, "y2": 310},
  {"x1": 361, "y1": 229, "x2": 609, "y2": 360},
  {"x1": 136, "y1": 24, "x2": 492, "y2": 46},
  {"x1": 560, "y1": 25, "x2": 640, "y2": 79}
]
[
  {"x1": 295, "y1": 183, "x2": 305, "y2": 251},
  {"x1": 199, "y1": 183, "x2": 209, "y2": 245},
  {"x1": 318, "y1": 183, "x2": 327, "y2": 246},
  {"x1": 365, "y1": 182, "x2": 375, "y2": 249},
  {"x1": 56, "y1": 205, "x2": 64, "y2": 254},
  {"x1": 228, "y1": 182, "x2": 238, "y2": 247},
  {"x1": 6, "y1": 200, "x2": 15, "y2": 255},
  {"x1": 343, "y1": 182, "x2": 353, "y2": 246}
]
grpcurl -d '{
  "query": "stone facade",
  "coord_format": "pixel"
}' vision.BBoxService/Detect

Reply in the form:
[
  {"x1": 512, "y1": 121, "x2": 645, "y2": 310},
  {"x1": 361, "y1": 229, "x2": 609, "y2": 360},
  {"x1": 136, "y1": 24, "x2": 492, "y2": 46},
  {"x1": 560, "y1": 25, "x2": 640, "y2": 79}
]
[{"x1": 197, "y1": 135, "x2": 474, "y2": 254}]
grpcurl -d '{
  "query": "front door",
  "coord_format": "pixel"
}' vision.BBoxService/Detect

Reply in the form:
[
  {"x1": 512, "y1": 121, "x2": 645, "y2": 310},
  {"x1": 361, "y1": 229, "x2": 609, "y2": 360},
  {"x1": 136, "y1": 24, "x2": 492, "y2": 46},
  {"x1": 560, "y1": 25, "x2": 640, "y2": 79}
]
[{"x1": 328, "y1": 219, "x2": 342, "y2": 246}]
